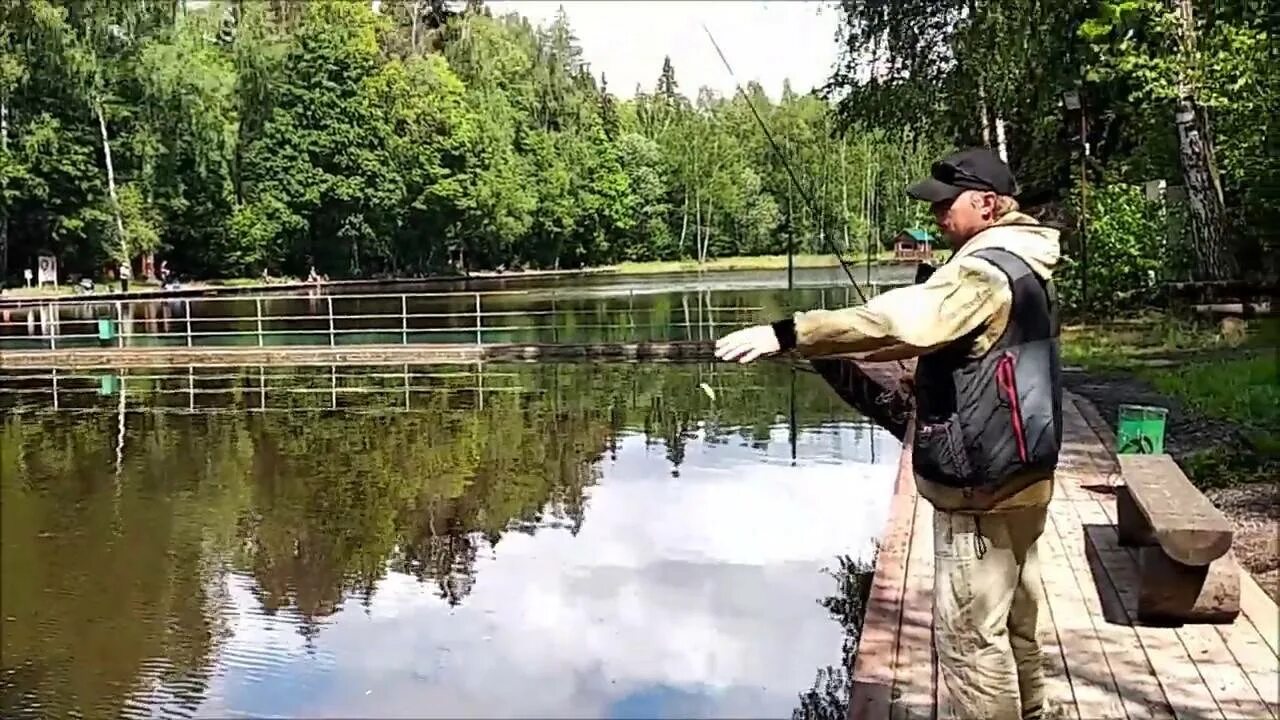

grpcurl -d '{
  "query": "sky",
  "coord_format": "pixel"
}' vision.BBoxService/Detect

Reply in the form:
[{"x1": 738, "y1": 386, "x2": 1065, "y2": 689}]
[
  {"x1": 181, "y1": 424, "x2": 900, "y2": 718},
  {"x1": 485, "y1": 1, "x2": 844, "y2": 101}
]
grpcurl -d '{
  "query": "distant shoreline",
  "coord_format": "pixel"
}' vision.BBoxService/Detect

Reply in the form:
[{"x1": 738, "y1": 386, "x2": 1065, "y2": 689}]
[{"x1": 0, "y1": 253, "x2": 934, "y2": 307}]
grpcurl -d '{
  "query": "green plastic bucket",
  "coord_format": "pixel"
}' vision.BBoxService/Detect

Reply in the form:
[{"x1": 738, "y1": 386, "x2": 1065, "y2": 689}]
[
  {"x1": 1116, "y1": 404, "x2": 1168, "y2": 454},
  {"x1": 97, "y1": 317, "x2": 115, "y2": 344},
  {"x1": 98, "y1": 374, "x2": 119, "y2": 396}
]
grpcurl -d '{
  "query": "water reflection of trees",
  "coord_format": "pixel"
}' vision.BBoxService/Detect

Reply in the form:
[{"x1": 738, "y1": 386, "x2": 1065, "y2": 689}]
[
  {"x1": 1, "y1": 362, "x2": 873, "y2": 718},
  {"x1": 792, "y1": 554, "x2": 877, "y2": 720}
]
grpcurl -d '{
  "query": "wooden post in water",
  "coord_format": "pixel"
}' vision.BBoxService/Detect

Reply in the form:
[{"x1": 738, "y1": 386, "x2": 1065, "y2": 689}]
[
  {"x1": 51, "y1": 367, "x2": 58, "y2": 411},
  {"x1": 255, "y1": 297, "x2": 264, "y2": 347}
]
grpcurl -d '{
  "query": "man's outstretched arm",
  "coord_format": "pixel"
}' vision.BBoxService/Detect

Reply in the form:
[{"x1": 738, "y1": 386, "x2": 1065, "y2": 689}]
[{"x1": 770, "y1": 257, "x2": 1009, "y2": 362}]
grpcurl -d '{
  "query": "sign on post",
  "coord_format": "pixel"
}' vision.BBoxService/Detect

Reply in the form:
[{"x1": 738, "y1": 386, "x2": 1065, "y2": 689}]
[{"x1": 37, "y1": 255, "x2": 58, "y2": 287}]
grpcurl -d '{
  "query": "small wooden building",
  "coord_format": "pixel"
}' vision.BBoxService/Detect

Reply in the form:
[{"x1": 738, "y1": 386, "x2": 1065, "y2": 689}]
[{"x1": 892, "y1": 229, "x2": 934, "y2": 261}]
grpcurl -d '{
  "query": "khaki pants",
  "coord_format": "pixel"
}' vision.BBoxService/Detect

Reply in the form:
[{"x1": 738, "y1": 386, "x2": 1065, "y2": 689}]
[{"x1": 933, "y1": 505, "x2": 1048, "y2": 720}]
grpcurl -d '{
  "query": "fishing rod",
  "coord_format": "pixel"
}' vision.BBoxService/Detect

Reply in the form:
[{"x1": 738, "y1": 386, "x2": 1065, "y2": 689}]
[
  {"x1": 702, "y1": 23, "x2": 912, "y2": 380},
  {"x1": 701, "y1": 23, "x2": 868, "y2": 305}
]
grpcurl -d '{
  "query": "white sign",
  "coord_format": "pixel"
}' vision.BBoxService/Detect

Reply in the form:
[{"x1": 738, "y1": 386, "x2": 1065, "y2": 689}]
[
  {"x1": 37, "y1": 255, "x2": 58, "y2": 286},
  {"x1": 1144, "y1": 179, "x2": 1166, "y2": 202}
]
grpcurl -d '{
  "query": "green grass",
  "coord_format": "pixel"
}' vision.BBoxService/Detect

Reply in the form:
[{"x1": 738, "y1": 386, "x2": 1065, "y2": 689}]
[
  {"x1": 1144, "y1": 356, "x2": 1279, "y2": 433},
  {"x1": 1061, "y1": 314, "x2": 1278, "y2": 370},
  {"x1": 1064, "y1": 314, "x2": 1278, "y2": 487}
]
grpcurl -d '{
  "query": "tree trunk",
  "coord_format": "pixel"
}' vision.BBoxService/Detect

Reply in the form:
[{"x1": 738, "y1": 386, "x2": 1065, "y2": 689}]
[
  {"x1": 841, "y1": 140, "x2": 850, "y2": 253},
  {"x1": 96, "y1": 99, "x2": 129, "y2": 279},
  {"x1": 699, "y1": 199, "x2": 714, "y2": 263},
  {"x1": 411, "y1": 0, "x2": 420, "y2": 54},
  {"x1": 1173, "y1": 0, "x2": 1233, "y2": 280},
  {"x1": 977, "y1": 78, "x2": 992, "y2": 146},
  {"x1": 694, "y1": 190, "x2": 702, "y2": 263},
  {"x1": 678, "y1": 194, "x2": 689, "y2": 255},
  {"x1": 1, "y1": 94, "x2": 8, "y2": 285},
  {"x1": 995, "y1": 116, "x2": 1008, "y2": 163}
]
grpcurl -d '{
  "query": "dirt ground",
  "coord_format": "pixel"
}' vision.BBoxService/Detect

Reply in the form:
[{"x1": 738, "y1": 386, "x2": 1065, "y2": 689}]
[{"x1": 1065, "y1": 369, "x2": 1280, "y2": 602}]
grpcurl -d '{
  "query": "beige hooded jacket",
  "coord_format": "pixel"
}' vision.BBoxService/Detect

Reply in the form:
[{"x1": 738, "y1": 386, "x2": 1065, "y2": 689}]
[{"x1": 788, "y1": 211, "x2": 1062, "y2": 512}]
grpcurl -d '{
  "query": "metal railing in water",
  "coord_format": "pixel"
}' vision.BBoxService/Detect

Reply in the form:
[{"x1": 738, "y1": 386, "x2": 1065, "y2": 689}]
[
  {"x1": 0, "y1": 364, "x2": 780, "y2": 416},
  {"x1": 0, "y1": 286, "x2": 848, "y2": 351}
]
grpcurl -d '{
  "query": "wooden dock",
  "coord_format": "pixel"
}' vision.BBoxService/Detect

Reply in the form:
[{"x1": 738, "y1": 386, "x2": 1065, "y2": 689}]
[
  {"x1": 851, "y1": 392, "x2": 1279, "y2": 719},
  {"x1": 0, "y1": 341, "x2": 719, "y2": 369}
]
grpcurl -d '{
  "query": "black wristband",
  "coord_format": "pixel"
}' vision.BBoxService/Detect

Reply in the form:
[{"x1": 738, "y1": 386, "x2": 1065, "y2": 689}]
[{"x1": 771, "y1": 318, "x2": 797, "y2": 351}]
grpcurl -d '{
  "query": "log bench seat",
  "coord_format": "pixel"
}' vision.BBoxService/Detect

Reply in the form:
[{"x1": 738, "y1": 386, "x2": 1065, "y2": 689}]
[{"x1": 1116, "y1": 453, "x2": 1240, "y2": 624}]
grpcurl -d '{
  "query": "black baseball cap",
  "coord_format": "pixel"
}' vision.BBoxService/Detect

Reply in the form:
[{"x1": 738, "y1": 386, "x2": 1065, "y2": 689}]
[{"x1": 906, "y1": 147, "x2": 1019, "y2": 203}]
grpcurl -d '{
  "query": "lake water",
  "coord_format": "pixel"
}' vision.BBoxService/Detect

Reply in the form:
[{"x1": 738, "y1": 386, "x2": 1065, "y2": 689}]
[
  {"x1": 1, "y1": 272, "x2": 905, "y2": 718},
  {"x1": 0, "y1": 267, "x2": 917, "y2": 350}
]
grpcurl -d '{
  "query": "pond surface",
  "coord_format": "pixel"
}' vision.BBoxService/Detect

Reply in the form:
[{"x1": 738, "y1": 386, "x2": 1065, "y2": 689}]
[
  {"x1": 0, "y1": 361, "x2": 897, "y2": 719},
  {"x1": 0, "y1": 267, "x2": 917, "y2": 350}
]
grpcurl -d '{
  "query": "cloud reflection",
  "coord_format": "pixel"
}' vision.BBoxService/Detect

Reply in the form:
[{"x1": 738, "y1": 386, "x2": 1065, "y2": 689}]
[{"x1": 195, "y1": 422, "x2": 897, "y2": 718}]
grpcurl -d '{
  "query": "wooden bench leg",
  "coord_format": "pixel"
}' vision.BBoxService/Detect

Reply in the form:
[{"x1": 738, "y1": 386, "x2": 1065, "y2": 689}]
[
  {"x1": 1137, "y1": 546, "x2": 1241, "y2": 625},
  {"x1": 1116, "y1": 485, "x2": 1154, "y2": 547}
]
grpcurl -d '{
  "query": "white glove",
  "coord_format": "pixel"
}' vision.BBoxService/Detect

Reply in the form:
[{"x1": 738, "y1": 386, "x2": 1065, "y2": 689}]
[{"x1": 714, "y1": 324, "x2": 782, "y2": 364}]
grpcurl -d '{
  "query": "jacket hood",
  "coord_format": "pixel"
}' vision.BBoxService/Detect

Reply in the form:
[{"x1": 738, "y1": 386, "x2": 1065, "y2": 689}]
[{"x1": 952, "y1": 211, "x2": 1061, "y2": 279}]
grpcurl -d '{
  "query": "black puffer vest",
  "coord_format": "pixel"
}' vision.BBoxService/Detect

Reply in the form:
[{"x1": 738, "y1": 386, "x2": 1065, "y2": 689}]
[{"x1": 912, "y1": 248, "x2": 1062, "y2": 494}]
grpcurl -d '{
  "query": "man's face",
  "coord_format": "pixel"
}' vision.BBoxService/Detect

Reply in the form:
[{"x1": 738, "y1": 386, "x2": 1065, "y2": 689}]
[{"x1": 930, "y1": 190, "x2": 998, "y2": 246}]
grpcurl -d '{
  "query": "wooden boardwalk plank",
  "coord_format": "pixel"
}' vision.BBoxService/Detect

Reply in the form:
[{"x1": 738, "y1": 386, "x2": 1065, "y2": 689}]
[
  {"x1": 850, "y1": 492, "x2": 919, "y2": 718},
  {"x1": 1038, "y1": 601, "x2": 1080, "y2": 720},
  {"x1": 1050, "y1": 499, "x2": 1174, "y2": 720},
  {"x1": 892, "y1": 495, "x2": 936, "y2": 719},
  {"x1": 1241, "y1": 577, "x2": 1280, "y2": 657},
  {"x1": 852, "y1": 392, "x2": 1279, "y2": 720},
  {"x1": 1086, "y1": 492, "x2": 1271, "y2": 720},
  {"x1": 1214, "y1": 617, "x2": 1280, "y2": 719},
  {"x1": 1039, "y1": 500, "x2": 1129, "y2": 719},
  {"x1": 1066, "y1": 395, "x2": 1270, "y2": 720}
]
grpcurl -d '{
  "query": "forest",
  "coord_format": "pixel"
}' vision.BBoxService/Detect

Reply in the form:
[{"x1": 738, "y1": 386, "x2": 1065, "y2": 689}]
[{"x1": 1, "y1": 0, "x2": 1275, "y2": 303}]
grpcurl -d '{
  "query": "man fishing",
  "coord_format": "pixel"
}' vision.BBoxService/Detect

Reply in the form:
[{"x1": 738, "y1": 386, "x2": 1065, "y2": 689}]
[{"x1": 715, "y1": 147, "x2": 1062, "y2": 720}]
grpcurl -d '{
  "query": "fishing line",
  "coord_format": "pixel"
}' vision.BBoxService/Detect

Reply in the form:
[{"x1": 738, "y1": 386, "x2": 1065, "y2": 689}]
[
  {"x1": 702, "y1": 23, "x2": 911, "y2": 380},
  {"x1": 701, "y1": 23, "x2": 868, "y2": 305}
]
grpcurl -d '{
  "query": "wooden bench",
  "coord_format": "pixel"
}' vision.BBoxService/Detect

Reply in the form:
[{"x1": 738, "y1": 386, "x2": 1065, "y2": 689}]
[{"x1": 1116, "y1": 454, "x2": 1240, "y2": 624}]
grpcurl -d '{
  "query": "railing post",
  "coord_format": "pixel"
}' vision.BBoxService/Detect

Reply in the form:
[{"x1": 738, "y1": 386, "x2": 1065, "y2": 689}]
[
  {"x1": 115, "y1": 301, "x2": 124, "y2": 348},
  {"x1": 184, "y1": 299, "x2": 193, "y2": 347},
  {"x1": 401, "y1": 294, "x2": 408, "y2": 345},
  {"x1": 551, "y1": 295, "x2": 558, "y2": 344},
  {"x1": 255, "y1": 297, "x2": 264, "y2": 347},
  {"x1": 49, "y1": 305, "x2": 57, "y2": 351},
  {"x1": 327, "y1": 296, "x2": 335, "y2": 347},
  {"x1": 474, "y1": 292, "x2": 482, "y2": 346}
]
